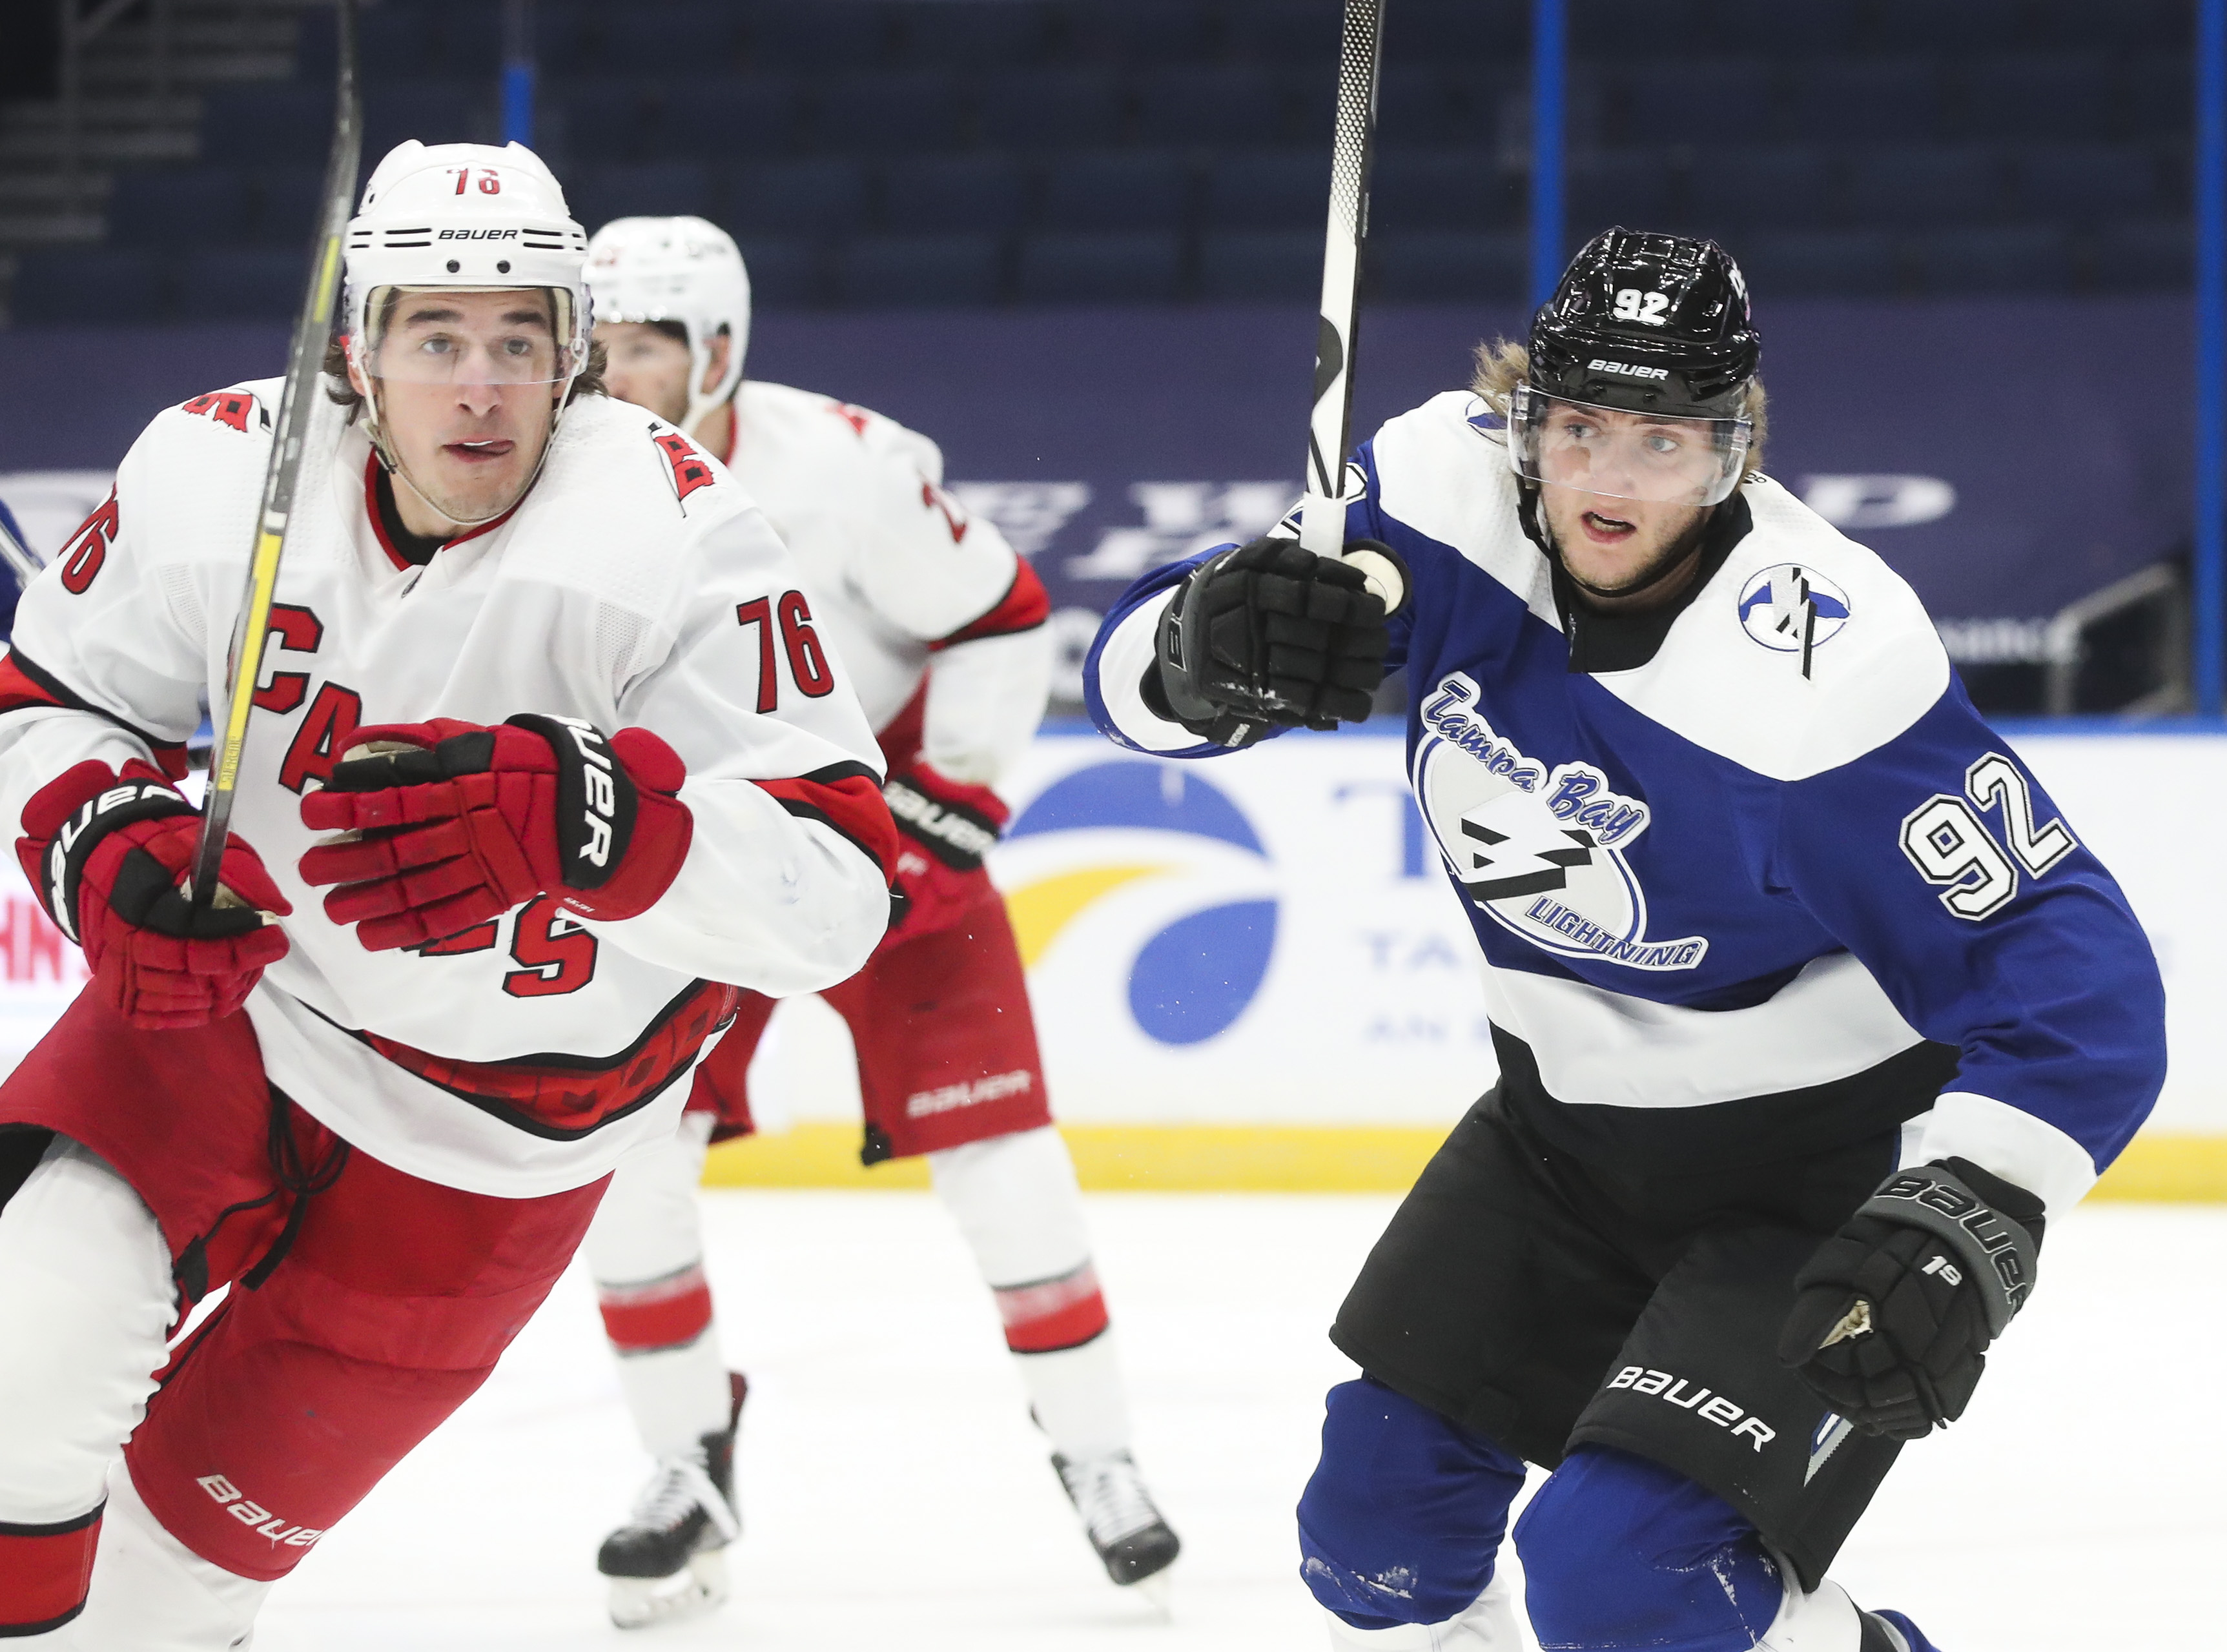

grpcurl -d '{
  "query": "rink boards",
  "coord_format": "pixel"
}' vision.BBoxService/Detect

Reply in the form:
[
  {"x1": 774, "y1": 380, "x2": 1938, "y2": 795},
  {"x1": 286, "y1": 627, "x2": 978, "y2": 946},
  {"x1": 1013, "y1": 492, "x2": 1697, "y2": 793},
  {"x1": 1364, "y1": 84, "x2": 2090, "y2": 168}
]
[{"x1": 0, "y1": 727, "x2": 2218, "y2": 1198}]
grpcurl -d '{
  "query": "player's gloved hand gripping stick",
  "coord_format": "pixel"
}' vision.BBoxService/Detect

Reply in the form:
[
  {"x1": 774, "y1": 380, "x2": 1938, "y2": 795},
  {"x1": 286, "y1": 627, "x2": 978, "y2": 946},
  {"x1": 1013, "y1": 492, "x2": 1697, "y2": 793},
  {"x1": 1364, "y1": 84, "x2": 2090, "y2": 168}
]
[
  {"x1": 881, "y1": 760, "x2": 1007, "y2": 935},
  {"x1": 299, "y1": 717, "x2": 694, "y2": 951},
  {"x1": 1145, "y1": 0, "x2": 1406, "y2": 749},
  {"x1": 1779, "y1": 1157, "x2": 2044, "y2": 1440}
]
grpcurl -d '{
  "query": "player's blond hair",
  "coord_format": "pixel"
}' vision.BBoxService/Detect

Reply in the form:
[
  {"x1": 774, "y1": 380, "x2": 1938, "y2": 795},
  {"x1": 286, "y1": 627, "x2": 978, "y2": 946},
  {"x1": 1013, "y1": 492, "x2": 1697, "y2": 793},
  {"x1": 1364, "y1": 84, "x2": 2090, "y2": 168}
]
[{"x1": 1469, "y1": 338, "x2": 1769, "y2": 481}]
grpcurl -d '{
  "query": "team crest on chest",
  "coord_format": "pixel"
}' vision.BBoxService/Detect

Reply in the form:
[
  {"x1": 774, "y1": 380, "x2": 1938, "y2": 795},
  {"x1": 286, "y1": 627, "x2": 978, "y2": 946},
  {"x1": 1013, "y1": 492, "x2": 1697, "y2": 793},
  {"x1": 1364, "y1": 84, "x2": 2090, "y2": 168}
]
[{"x1": 1413, "y1": 674, "x2": 1708, "y2": 972}]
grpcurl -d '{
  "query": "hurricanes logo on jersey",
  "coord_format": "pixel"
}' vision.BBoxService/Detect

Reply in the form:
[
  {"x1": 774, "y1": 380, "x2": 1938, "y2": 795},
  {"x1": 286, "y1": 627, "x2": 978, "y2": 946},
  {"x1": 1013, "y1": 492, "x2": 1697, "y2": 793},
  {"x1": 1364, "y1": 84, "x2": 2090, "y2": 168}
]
[{"x1": 1412, "y1": 675, "x2": 1708, "y2": 972}]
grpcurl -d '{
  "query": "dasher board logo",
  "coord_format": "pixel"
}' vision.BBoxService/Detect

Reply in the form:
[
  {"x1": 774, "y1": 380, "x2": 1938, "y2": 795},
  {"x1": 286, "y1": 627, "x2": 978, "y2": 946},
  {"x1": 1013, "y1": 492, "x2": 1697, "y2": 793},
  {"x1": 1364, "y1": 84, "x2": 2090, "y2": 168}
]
[{"x1": 1412, "y1": 675, "x2": 1707, "y2": 972}]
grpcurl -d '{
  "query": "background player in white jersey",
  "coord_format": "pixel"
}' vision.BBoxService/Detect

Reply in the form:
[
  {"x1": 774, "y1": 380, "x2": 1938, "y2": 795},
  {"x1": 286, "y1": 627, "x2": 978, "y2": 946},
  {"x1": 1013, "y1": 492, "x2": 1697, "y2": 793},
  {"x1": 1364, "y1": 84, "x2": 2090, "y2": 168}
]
[
  {"x1": 575, "y1": 215, "x2": 1178, "y2": 1627},
  {"x1": 1085, "y1": 230, "x2": 2165, "y2": 1651},
  {"x1": 0, "y1": 144, "x2": 896, "y2": 1647}
]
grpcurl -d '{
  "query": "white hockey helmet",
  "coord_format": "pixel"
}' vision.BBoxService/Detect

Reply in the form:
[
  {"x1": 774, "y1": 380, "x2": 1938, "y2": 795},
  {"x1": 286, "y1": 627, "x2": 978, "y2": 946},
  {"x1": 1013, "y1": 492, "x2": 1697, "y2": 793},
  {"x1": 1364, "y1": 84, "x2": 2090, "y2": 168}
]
[
  {"x1": 343, "y1": 139, "x2": 591, "y2": 391},
  {"x1": 584, "y1": 216, "x2": 752, "y2": 431}
]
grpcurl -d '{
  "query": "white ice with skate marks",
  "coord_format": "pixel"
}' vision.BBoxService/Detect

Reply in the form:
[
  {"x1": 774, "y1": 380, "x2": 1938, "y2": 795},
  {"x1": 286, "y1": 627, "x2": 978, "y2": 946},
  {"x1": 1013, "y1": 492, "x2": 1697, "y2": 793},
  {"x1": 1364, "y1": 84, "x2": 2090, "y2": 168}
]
[{"x1": 245, "y1": 1192, "x2": 2227, "y2": 1651}]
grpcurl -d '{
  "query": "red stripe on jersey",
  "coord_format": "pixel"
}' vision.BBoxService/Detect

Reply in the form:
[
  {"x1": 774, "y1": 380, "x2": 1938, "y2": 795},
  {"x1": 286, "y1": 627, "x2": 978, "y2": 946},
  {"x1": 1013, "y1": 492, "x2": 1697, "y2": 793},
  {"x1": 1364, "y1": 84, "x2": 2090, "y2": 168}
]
[
  {"x1": 353, "y1": 979, "x2": 740, "y2": 1140},
  {"x1": 0, "y1": 1505, "x2": 102, "y2": 1635},
  {"x1": 993, "y1": 1261, "x2": 1110, "y2": 1354},
  {"x1": 933, "y1": 560, "x2": 1051, "y2": 650},
  {"x1": 0, "y1": 650, "x2": 190, "y2": 780},
  {"x1": 755, "y1": 761, "x2": 899, "y2": 883},
  {"x1": 597, "y1": 1264, "x2": 715, "y2": 1352}
]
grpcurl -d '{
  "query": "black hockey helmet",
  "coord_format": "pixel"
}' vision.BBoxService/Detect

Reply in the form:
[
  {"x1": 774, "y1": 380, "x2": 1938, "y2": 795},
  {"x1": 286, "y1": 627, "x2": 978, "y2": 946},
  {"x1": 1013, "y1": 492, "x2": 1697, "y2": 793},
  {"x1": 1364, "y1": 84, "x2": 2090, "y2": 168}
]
[{"x1": 1526, "y1": 228, "x2": 1760, "y2": 420}]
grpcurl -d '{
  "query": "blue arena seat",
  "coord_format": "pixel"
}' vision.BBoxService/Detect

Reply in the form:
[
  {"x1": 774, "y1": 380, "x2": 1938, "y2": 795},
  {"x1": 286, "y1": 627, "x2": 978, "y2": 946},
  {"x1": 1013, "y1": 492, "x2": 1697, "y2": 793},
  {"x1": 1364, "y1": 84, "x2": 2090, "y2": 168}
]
[
  {"x1": 723, "y1": 158, "x2": 870, "y2": 236},
  {"x1": 199, "y1": 84, "x2": 327, "y2": 166},
  {"x1": 1204, "y1": 149, "x2": 1327, "y2": 231},
  {"x1": 1567, "y1": 152, "x2": 1681, "y2": 237},
  {"x1": 1371, "y1": 231, "x2": 1526, "y2": 301},
  {"x1": 1198, "y1": 228, "x2": 1320, "y2": 301},
  {"x1": 1918, "y1": 225, "x2": 2073, "y2": 294},
  {"x1": 1965, "y1": 56, "x2": 2111, "y2": 143},
  {"x1": 1377, "y1": 65, "x2": 1476, "y2": 148},
  {"x1": 1225, "y1": 0, "x2": 1343, "y2": 66},
  {"x1": 2026, "y1": 0, "x2": 2187, "y2": 54},
  {"x1": 362, "y1": 83, "x2": 482, "y2": 158},
  {"x1": 1131, "y1": 65, "x2": 1291, "y2": 148},
  {"x1": 1782, "y1": 57, "x2": 1944, "y2": 145},
  {"x1": 1372, "y1": 148, "x2": 1523, "y2": 231},
  {"x1": 1611, "y1": 59, "x2": 1773, "y2": 148},
  {"x1": 975, "y1": 67, "x2": 1126, "y2": 149},
  {"x1": 1384, "y1": 0, "x2": 1526, "y2": 65},
  {"x1": 1016, "y1": 230, "x2": 1183, "y2": 303},
  {"x1": 252, "y1": 166, "x2": 325, "y2": 246},
  {"x1": 880, "y1": 154, "x2": 1029, "y2": 234},
  {"x1": 1732, "y1": 229, "x2": 1899, "y2": 297},
  {"x1": 595, "y1": 6, "x2": 744, "y2": 77},
  {"x1": 1064, "y1": 1, "x2": 1224, "y2": 68},
  {"x1": 1862, "y1": 0, "x2": 2027, "y2": 53},
  {"x1": 1681, "y1": 147, "x2": 1837, "y2": 235},
  {"x1": 896, "y1": 1, "x2": 1052, "y2": 68},
  {"x1": 108, "y1": 167, "x2": 254, "y2": 247},
  {"x1": 1576, "y1": 0, "x2": 1708, "y2": 60},
  {"x1": 2013, "y1": 145, "x2": 2166, "y2": 223},
  {"x1": 176, "y1": 249, "x2": 302, "y2": 321},
  {"x1": 2125, "y1": 53, "x2": 2195, "y2": 139},
  {"x1": 836, "y1": 232, "x2": 1004, "y2": 305},
  {"x1": 1843, "y1": 146, "x2": 2007, "y2": 229},
  {"x1": 558, "y1": 81, "x2": 661, "y2": 167},
  {"x1": 1038, "y1": 152, "x2": 1191, "y2": 232},
  {"x1": 1705, "y1": 0, "x2": 1862, "y2": 55},
  {"x1": 730, "y1": 234, "x2": 821, "y2": 306},
  {"x1": 811, "y1": 69, "x2": 965, "y2": 154},
  {"x1": 296, "y1": 5, "x2": 433, "y2": 81},
  {"x1": 11, "y1": 249, "x2": 165, "y2": 323},
  {"x1": 743, "y1": 5, "x2": 892, "y2": 72},
  {"x1": 570, "y1": 163, "x2": 713, "y2": 233},
  {"x1": 660, "y1": 75, "x2": 808, "y2": 157},
  {"x1": 2094, "y1": 218, "x2": 2193, "y2": 291}
]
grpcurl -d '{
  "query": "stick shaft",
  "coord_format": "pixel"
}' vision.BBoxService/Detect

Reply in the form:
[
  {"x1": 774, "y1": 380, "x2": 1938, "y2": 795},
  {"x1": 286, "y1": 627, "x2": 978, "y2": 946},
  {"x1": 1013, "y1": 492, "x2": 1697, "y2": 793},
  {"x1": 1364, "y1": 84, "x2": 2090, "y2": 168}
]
[
  {"x1": 190, "y1": 0, "x2": 360, "y2": 909},
  {"x1": 1298, "y1": 0, "x2": 1387, "y2": 560},
  {"x1": 0, "y1": 509, "x2": 43, "y2": 589}
]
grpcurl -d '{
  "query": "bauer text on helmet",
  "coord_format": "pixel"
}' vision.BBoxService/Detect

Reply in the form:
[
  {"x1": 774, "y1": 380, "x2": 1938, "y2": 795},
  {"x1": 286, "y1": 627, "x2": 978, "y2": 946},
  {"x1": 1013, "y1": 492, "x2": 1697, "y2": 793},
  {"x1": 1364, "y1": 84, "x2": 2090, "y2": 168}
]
[{"x1": 338, "y1": 141, "x2": 593, "y2": 531}]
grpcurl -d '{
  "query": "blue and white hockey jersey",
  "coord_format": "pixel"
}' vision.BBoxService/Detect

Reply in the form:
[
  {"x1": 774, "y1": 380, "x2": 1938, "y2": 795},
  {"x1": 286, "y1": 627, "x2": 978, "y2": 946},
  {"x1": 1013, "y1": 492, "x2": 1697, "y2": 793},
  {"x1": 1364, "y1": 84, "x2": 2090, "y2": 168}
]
[{"x1": 1084, "y1": 391, "x2": 2164, "y2": 1214}]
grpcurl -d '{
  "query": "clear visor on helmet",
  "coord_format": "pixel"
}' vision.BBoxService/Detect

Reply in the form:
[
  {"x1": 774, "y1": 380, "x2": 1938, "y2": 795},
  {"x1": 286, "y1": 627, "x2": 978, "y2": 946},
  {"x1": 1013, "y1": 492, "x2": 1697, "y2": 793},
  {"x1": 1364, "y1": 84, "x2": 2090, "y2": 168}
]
[
  {"x1": 359, "y1": 286, "x2": 579, "y2": 386},
  {"x1": 1508, "y1": 383, "x2": 1750, "y2": 508}
]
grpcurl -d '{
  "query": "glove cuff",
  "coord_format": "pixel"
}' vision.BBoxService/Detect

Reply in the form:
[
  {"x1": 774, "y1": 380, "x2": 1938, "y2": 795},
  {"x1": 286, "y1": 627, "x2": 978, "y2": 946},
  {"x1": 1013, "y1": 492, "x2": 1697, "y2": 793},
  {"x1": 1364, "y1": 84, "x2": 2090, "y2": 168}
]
[
  {"x1": 16, "y1": 759, "x2": 193, "y2": 944},
  {"x1": 509, "y1": 719, "x2": 693, "y2": 922},
  {"x1": 1859, "y1": 1159, "x2": 2042, "y2": 1337}
]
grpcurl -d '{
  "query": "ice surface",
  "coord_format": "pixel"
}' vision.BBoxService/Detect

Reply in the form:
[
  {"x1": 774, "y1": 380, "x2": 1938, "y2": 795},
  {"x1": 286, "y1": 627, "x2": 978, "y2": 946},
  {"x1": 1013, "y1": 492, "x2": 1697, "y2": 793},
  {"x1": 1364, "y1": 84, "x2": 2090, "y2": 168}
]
[{"x1": 251, "y1": 1192, "x2": 2227, "y2": 1651}]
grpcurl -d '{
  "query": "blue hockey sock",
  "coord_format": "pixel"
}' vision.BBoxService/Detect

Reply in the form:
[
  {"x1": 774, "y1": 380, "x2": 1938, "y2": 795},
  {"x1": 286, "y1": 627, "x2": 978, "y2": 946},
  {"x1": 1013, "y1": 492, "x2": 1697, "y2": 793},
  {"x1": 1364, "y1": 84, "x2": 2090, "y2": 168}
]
[
  {"x1": 1514, "y1": 1445, "x2": 1784, "y2": 1651},
  {"x1": 1296, "y1": 1376, "x2": 1530, "y2": 1630}
]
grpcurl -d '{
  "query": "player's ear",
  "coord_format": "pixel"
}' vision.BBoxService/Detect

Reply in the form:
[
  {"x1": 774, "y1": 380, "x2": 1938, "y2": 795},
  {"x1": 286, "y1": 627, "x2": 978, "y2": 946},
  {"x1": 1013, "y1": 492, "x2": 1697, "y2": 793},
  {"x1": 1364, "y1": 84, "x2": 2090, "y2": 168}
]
[
  {"x1": 344, "y1": 337, "x2": 373, "y2": 402},
  {"x1": 700, "y1": 330, "x2": 731, "y2": 396}
]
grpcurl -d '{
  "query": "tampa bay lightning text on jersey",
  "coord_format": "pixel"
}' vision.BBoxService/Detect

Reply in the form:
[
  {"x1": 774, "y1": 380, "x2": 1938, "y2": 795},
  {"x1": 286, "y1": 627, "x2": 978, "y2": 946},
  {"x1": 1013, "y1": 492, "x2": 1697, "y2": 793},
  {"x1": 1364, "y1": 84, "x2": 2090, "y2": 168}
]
[{"x1": 1082, "y1": 391, "x2": 2164, "y2": 1210}]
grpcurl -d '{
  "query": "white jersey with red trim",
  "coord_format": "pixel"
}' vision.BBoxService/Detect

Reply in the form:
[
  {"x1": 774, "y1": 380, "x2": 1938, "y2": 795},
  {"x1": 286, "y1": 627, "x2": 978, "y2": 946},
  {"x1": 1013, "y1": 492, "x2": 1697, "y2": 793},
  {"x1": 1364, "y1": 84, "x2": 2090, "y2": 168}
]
[
  {"x1": 0, "y1": 379, "x2": 894, "y2": 1197},
  {"x1": 723, "y1": 381, "x2": 1051, "y2": 780}
]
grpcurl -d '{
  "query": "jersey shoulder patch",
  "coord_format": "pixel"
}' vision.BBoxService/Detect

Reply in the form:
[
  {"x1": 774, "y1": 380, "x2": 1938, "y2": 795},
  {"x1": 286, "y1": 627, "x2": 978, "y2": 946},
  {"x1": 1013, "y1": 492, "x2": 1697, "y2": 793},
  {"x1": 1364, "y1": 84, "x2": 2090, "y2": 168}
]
[{"x1": 1592, "y1": 476, "x2": 1950, "y2": 782}]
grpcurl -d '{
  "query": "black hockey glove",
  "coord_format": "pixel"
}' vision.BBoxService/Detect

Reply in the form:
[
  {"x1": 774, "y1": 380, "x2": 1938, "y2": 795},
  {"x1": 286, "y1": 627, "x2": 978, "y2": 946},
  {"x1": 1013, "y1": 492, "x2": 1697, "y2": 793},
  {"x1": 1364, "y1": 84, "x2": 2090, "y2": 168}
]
[
  {"x1": 1142, "y1": 536, "x2": 1397, "y2": 749},
  {"x1": 1778, "y1": 1157, "x2": 2044, "y2": 1440}
]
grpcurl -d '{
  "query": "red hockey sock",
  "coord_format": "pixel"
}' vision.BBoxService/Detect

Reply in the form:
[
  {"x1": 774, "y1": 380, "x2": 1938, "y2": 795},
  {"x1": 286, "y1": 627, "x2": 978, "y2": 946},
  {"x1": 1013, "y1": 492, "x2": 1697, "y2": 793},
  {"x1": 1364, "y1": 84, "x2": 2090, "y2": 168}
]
[
  {"x1": 0, "y1": 1504, "x2": 102, "y2": 1636},
  {"x1": 992, "y1": 1260, "x2": 1109, "y2": 1354},
  {"x1": 598, "y1": 1262, "x2": 715, "y2": 1354}
]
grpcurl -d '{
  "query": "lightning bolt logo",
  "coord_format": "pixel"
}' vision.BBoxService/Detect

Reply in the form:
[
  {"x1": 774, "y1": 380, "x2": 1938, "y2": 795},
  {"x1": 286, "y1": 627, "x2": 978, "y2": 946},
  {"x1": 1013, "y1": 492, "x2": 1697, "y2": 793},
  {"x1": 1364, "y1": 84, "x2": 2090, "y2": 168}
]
[{"x1": 1458, "y1": 814, "x2": 1597, "y2": 901}]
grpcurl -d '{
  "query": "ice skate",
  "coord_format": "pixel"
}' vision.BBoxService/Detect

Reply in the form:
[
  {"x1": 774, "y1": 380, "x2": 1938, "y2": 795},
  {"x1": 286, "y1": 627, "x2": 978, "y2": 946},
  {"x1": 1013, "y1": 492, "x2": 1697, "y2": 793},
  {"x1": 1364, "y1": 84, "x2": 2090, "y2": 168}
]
[
  {"x1": 1052, "y1": 1449, "x2": 1180, "y2": 1603},
  {"x1": 597, "y1": 1375, "x2": 746, "y2": 1629}
]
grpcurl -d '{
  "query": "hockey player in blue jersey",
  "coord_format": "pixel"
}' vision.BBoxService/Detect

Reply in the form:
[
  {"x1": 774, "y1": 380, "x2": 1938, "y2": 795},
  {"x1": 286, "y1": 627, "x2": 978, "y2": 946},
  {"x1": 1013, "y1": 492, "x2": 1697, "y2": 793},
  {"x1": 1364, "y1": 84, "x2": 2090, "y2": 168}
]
[{"x1": 1082, "y1": 229, "x2": 2164, "y2": 1652}]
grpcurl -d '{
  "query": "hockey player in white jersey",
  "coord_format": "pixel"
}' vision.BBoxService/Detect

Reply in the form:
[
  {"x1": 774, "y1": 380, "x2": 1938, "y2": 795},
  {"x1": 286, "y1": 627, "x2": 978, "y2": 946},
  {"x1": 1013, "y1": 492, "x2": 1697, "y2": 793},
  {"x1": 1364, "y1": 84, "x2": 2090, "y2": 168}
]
[
  {"x1": 0, "y1": 144, "x2": 897, "y2": 1646},
  {"x1": 1085, "y1": 229, "x2": 2165, "y2": 1652},
  {"x1": 575, "y1": 215, "x2": 1177, "y2": 1626}
]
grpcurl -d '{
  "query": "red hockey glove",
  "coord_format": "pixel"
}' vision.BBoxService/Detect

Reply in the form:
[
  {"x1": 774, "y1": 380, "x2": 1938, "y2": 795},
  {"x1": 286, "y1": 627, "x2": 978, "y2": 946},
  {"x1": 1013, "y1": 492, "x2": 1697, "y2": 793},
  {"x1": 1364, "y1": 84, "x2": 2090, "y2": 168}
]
[
  {"x1": 16, "y1": 759, "x2": 291, "y2": 1029},
  {"x1": 882, "y1": 761, "x2": 1007, "y2": 937},
  {"x1": 298, "y1": 715, "x2": 693, "y2": 952}
]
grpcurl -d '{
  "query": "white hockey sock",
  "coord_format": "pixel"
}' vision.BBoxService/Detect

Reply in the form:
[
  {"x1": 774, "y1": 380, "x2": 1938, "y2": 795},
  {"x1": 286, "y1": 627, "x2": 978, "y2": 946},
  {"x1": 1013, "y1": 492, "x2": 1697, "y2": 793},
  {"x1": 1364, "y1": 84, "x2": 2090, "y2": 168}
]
[
  {"x1": 582, "y1": 1114, "x2": 733, "y2": 1458},
  {"x1": 1320, "y1": 1572, "x2": 1524, "y2": 1651},
  {"x1": 928, "y1": 1127, "x2": 1133, "y2": 1461},
  {"x1": 0, "y1": 1136, "x2": 174, "y2": 1525},
  {"x1": 67, "y1": 1463, "x2": 271, "y2": 1651}
]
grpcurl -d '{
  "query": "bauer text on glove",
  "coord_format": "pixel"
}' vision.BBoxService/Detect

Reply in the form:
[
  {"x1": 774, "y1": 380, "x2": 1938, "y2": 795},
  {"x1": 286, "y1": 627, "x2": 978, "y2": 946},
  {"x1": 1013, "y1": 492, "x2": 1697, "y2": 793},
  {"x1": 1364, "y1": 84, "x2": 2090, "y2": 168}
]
[
  {"x1": 298, "y1": 715, "x2": 693, "y2": 952},
  {"x1": 16, "y1": 757, "x2": 291, "y2": 1029},
  {"x1": 1776, "y1": 1157, "x2": 2044, "y2": 1440}
]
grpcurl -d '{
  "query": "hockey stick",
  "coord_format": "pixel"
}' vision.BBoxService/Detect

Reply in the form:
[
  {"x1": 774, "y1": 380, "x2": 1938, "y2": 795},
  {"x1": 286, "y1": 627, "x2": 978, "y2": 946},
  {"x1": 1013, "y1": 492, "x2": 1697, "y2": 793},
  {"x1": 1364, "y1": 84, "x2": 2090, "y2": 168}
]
[
  {"x1": 1297, "y1": 0, "x2": 1406, "y2": 616},
  {"x1": 189, "y1": 0, "x2": 361, "y2": 915},
  {"x1": 0, "y1": 507, "x2": 41, "y2": 591}
]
